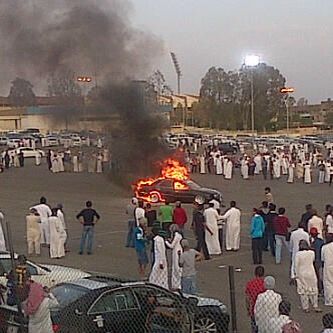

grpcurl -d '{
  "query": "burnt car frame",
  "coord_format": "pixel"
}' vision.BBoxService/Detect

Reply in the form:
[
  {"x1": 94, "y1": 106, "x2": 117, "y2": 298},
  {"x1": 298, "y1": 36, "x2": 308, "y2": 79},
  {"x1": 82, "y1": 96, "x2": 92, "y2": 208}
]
[{"x1": 136, "y1": 178, "x2": 222, "y2": 204}]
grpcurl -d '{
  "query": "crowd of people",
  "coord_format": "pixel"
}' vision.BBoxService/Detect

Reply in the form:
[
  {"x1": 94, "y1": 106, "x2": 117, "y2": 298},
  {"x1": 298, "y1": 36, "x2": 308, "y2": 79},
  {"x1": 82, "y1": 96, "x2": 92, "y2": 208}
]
[
  {"x1": 0, "y1": 196, "x2": 101, "y2": 259},
  {"x1": 45, "y1": 148, "x2": 110, "y2": 174},
  {"x1": 123, "y1": 186, "x2": 333, "y2": 332},
  {"x1": 244, "y1": 187, "x2": 333, "y2": 332},
  {"x1": 184, "y1": 141, "x2": 333, "y2": 185},
  {"x1": 125, "y1": 196, "x2": 242, "y2": 294}
]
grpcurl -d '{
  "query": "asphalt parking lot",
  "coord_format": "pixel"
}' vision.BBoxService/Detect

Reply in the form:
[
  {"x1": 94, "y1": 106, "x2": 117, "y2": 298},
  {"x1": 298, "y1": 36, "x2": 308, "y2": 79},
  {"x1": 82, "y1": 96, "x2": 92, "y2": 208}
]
[{"x1": 0, "y1": 160, "x2": 329, "y2": 332}]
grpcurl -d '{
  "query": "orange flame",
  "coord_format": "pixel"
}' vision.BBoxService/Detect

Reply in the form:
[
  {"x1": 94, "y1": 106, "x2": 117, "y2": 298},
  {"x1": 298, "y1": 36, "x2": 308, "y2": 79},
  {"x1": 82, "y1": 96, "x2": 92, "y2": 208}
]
[
  {"x1": 134, "y1": 158, "x2": 189, "y2": 202},
  {"x1": 161, "y1": 158, "x2": 189, "y2": 180}
]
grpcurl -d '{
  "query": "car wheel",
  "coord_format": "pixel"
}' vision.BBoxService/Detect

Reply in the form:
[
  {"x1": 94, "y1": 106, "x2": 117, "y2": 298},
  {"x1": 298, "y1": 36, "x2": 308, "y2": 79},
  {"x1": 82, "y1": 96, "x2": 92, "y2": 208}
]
[
  {"x1": 194, "y1": 317, "x2": 218, "y2": 333},
  {"x1": 149, "y1": 192, "x2": 160, "y2": 203}
]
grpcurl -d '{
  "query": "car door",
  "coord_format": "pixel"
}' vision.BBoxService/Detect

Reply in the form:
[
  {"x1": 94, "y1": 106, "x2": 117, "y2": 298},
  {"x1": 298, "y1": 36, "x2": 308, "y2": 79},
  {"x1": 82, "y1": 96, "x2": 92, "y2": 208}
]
[
  {"x1": 0, "y1": 258, "x2": 11, "y2": 286},
  {"x1": 131, "y1": 285, "x2": 192, "y2": 333},
  {"x1": 172, "y1": 180, "x2": 193, "y2": 203},
  {"x1": 86, "y1": 288, "x2": 142, "y2": 333},
  {"x1": 156, "y1": 180, "x2": 175, "y2": 201}
]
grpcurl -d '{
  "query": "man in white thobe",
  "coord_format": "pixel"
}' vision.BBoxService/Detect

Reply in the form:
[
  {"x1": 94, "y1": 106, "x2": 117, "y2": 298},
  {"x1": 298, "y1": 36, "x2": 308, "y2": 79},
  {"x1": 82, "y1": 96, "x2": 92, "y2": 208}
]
[
  {"x1": 254, "y1": 276, "x2": 282, "y2": 333},
  {"x1": 209, "y1": 198, "x2": 220, "y2": 211},
  {"x1": 221, "y1": 201, "x2": 241, "y2": 251},
  {"x1": 149, "y1": 230, "x2": 168, "y2": 289},
  {"x1": 268, "y1": 300, "x2": 292, "y2": 333},
  {"x1": 322, "y1": 235, "x2": 333, "y2": 306},
  {"x1": 0, "y1": 210, "x2": 6, "y2": 251},
  {"x1": 57, "y1": 204, "x2": 68, "y2": 250},
  {"x1": 216, "y1": 155, "x2": 223, "y2": 175},
  {"x1": 203, "y1": 203, "x2": 221, "y2": 255},
  {"x1": 289, "y1": 223, "x2": 310, "y2": 279},
  {"x1": 199, "y1": 155, "x2": 206, "y2": 174},
  {"x1": 224, "y1": 159, "x2": 233, "y2": 179},
  {"x1": 32, "y1": 197, "x2": 52, "y2": 245},
  {"x1": 254, "y1": 154, "x2": 262, "y2": 174},
  {"x1": 308, "y1": 211, "x2": 324, "y2": 239},
  {"x1": 49, "y1": 212, "x2": 66, "y2": 259},
  {"x1": 27, "y1": 291, "x2": 59, "y2": 333},
  {"x1": 35, "y1": 152, "x2": 41, "y2": 166},
  {"x1": 165, "y1": 225, "x2": 183, "y2": 290}
]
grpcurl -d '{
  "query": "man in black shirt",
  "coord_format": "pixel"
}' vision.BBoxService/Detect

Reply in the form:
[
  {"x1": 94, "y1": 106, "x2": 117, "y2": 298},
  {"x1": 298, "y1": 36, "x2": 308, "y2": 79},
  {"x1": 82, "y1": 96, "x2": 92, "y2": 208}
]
[
  {"x1": 76, "y1": 201, "x2": 100, "y2": 255},
  {"x1": 300, "y1": 204, "x2": 313, "y2": 231},
  {"x1": 191, "y1": 203, "x2": 210, "y2": 260},
  {"x1": 266, "y1": 203, "x2": 278, "y2": 257}
]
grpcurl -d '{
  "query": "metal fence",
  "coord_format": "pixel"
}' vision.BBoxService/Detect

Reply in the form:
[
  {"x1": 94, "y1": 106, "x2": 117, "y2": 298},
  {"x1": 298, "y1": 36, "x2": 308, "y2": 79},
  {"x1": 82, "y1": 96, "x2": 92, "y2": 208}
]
[{"x1": 1, "y1": 217, "x2": 333, "y2": 333}]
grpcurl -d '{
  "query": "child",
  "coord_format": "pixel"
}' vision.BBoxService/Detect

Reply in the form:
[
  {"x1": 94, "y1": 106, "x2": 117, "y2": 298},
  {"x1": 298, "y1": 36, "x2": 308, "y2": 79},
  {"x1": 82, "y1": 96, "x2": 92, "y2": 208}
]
[{"x1": 134, "y1": 222, "x2": 149, "y2": 279}]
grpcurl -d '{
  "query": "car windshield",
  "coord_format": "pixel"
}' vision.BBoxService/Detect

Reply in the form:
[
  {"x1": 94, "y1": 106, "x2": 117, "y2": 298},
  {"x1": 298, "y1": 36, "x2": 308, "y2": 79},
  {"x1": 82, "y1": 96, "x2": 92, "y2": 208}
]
[
  {"x1": 185, "y1": 180, "x2": 201, "y2": 189},
  {"x1": 51, "y1": 284, "x2": 89, "y2": 309}
]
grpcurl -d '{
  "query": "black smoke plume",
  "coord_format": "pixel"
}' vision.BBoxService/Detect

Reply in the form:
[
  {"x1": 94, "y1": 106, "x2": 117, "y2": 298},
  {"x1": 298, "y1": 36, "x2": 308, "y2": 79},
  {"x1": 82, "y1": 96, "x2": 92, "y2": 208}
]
[
  {"x1": 0, "y1": 0, "x2": 163, "y2": 93},
  {"x1": 97, "y1": 81, "x2": 169, "y2": 185},
  {"x1": 0, "y1": 0, "x2": 169, "y2": 184}
]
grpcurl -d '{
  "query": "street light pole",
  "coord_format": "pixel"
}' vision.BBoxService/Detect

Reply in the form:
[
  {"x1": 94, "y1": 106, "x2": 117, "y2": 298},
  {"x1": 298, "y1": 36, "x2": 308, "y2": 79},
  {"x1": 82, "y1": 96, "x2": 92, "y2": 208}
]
[
  {"x1": 286, "y1": 101, "x2": 290, "y2": 133},
  {"x1": 250, "y1": 69, "x2": 255, "y2": 136},
  {"x1": 244, "y1": 55, "x2": 260, "y2": 136},
  {"x1": 280, "y1": 87, "x2": 295, "y2": 134}
]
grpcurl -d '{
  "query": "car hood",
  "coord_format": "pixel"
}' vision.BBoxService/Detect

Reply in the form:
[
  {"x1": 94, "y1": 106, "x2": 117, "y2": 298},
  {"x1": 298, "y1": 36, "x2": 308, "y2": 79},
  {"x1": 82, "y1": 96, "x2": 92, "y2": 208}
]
[
  {"x1": 183, "y1": 293, "x2": 223, "y2": 307},
  {"x1": 40, "y1": 264, "x2": 91, "y2": 281},
  {"x1": 183, "y1": 294, "x2": 228, "y2": 313},
  {"x1": 198, "y1": 187, "x2": 221, "y2": 195}
]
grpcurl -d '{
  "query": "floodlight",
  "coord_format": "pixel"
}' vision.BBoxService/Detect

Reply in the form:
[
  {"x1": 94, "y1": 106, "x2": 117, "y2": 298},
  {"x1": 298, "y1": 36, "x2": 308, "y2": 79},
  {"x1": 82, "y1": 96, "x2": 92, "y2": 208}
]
[{"x1": 244, "y1": 55, "x2": 260, "y2": 67}]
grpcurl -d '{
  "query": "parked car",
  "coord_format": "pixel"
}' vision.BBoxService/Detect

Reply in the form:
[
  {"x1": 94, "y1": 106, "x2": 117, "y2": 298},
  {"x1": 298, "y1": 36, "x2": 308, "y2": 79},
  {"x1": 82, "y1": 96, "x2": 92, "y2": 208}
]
[
  {"x1": 0, "y1": 276, "x2": 230, "y2": 333},
  {"x1": 46, "y1": 136, "x2": 59, "y2": 147},
  {"x1": 71, "y1": 137, "x2": 82, "y2": 147},
  {"x1": 217, "y1": 143, "x2": 238, "y2": 154},
  {"x1": 0, "y1": 137, "x2": 7, "y2": 146},
  {"x1": 6, "y1": 139, "x2": 21, "y2": 148},
  {"x1": 12, "y1": 147, "x2": 45, "y2": 158},
  {"x1": 0, "y1": 252, "x2": 90, "y2": 289},
  {"x1": 136, "y1": 178, "x2": 222, "y2": 204},
  {"x1": 59, "y1": 135, "x2": 72, "y2": 146}
]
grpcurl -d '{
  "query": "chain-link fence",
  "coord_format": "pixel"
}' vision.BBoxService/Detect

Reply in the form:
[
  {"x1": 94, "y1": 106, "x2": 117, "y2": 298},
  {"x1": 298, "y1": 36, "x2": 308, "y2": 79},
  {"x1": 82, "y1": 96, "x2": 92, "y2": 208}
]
[{"x1": 1, "y1": 218, "x2": 333, "y2": 333}]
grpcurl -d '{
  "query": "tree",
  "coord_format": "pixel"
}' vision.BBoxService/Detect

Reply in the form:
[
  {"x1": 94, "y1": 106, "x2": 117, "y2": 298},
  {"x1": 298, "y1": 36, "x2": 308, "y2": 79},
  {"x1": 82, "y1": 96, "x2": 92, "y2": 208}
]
[
  {"x1": 47, "y1": 70, "x2": 83, "y2": 129},
  {"x1": 297, "y1": 97, "x2": 308, "y2": 107},
  {"x1": 8, "y1": 77, "x2": 36, "y2": 107},
  {"x1": 148, "y1": 70, "x2": 173, "y2": 97},
  {"x1": 196, "y1": 63, "x2": 287, "y2": 131},
  {"x1": 47, "y1": 70, "x2": 82, "y2": 100}
]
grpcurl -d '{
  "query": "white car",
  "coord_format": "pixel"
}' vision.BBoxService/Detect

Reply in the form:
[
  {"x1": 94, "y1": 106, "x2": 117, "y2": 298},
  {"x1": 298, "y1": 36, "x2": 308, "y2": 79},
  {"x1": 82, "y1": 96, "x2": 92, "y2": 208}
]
[
  {"x1": 0, "y1": 137, "x2": 7, "y2": 146},
  {"x1": 7, "y1": 138, "x2": 21, "y2": 148},
  {"x1": 14, "y1": 147, "x2": 46, "y2": 158},
  {"x1": 46, "y1": 136, "x2": 59, "y2": 146},
  {"x1": 71, "y1": 136, "x2": 82, "y2": 147},
  {"x1": 0, "y1": 252, "x2": 91, "y2": 288}
]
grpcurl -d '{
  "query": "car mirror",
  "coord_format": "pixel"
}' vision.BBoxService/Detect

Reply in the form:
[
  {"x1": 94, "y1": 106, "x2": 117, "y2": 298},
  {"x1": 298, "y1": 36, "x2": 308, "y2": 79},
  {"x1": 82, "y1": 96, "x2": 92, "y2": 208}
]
[{"x1": 75, "y1": 308, "x2": 83, "y2": 316}]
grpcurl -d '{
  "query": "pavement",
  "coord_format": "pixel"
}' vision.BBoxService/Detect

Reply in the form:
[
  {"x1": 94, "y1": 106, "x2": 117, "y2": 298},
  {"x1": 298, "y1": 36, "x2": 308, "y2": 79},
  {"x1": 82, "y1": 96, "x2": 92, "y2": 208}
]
[{"x1": 0, "y1": 160, "x2": 329, "y2": 332}]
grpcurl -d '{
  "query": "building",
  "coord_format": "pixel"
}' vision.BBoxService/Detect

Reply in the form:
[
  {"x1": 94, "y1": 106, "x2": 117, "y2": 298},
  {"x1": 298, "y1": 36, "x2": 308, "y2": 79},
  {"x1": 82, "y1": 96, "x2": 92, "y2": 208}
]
[
  {"x1": 290, "y1": 98, "x2": 333, "y2": 127},
  {"x1": 158, "y1": 94, "x2": 199, "y2": 124}
]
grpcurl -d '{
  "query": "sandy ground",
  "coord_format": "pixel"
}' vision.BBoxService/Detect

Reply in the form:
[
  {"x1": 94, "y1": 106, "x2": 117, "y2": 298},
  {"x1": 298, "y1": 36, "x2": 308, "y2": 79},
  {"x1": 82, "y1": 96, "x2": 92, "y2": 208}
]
[{"x1": 0, "y1": 159, "x2": 329, "y2": 332}]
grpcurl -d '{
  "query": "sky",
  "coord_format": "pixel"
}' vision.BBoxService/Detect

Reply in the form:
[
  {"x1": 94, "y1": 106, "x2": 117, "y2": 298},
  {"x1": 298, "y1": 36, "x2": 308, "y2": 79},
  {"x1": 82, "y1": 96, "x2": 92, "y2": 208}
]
[{"x1": 131, "y1": 0, "x2": 333, "y2": 103}]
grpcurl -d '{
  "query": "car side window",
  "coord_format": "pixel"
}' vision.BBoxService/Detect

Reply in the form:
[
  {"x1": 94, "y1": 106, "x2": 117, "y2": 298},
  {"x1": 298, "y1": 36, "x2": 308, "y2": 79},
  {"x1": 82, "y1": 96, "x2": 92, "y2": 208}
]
[
  {"x1": 89, "y1": 289, "x2": 138, "y2": 314},
  {"x1": 0, "y1": 259, "x2": 12, "y2": 275},
  {"x1": 158, "y1": 180, "x2": 172, "y2": 188},
  {"x1": 27, "y1": 264, "x2": 38, "y2": 275}
]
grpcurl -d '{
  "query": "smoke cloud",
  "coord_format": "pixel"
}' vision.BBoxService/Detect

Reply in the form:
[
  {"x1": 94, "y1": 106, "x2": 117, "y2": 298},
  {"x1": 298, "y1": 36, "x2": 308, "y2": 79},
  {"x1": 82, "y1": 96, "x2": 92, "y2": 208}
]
[
  {"x1": 0, "y1": 0, "x2": 163, "y2": 94},
  {"x1": 0, "y1": 0, "x2": 169, "y2": 185}
]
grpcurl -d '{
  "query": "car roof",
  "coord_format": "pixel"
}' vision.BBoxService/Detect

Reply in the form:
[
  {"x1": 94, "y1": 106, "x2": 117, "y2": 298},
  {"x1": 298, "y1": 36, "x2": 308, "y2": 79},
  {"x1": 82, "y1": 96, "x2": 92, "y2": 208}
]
[{"x1": 61, "y1": 276, "x2": 149, "y2": 291}]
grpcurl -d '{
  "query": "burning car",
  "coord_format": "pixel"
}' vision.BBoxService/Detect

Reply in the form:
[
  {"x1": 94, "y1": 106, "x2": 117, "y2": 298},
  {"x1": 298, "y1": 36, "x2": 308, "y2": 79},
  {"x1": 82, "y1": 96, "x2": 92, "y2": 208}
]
[{"x1": 134, "y1": 159, "x2": 222, "y2": 204}]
